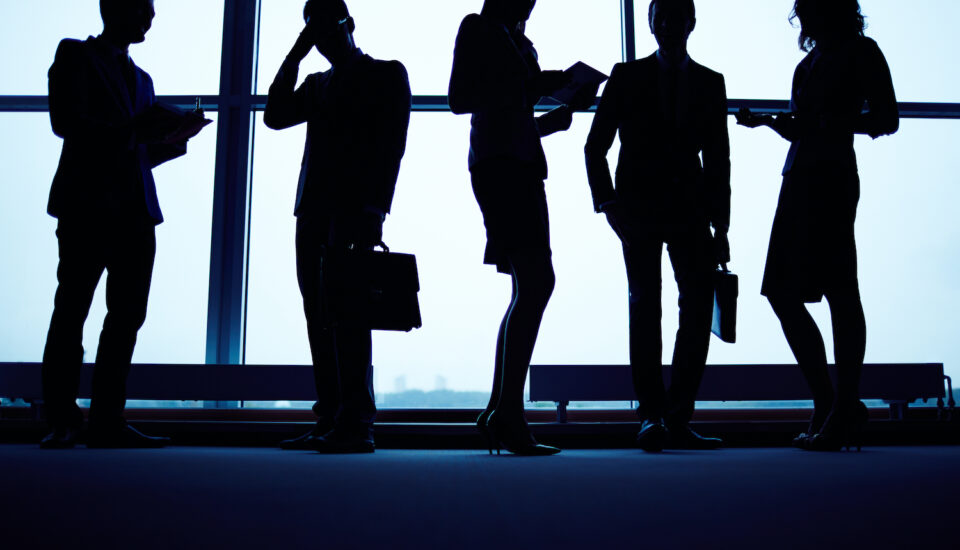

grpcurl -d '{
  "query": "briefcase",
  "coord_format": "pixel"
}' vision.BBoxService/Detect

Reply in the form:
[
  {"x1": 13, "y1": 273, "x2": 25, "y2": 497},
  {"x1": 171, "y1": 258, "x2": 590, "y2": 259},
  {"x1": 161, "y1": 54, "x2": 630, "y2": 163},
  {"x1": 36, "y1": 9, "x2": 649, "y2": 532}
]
[
  {"x1": 321, "y1": 242, "x2": 422, "y2": 332},
  {"x1": 712, "y1": 265, "x2": 738, "y2": 343}
]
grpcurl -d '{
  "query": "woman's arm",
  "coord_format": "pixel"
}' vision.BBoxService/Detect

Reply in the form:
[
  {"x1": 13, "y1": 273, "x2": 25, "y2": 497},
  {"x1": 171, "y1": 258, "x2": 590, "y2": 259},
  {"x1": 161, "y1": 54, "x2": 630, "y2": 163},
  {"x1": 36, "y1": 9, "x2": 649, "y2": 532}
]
[{"x1": 854, "y1": 38, "x2": 899, "y2": 139}]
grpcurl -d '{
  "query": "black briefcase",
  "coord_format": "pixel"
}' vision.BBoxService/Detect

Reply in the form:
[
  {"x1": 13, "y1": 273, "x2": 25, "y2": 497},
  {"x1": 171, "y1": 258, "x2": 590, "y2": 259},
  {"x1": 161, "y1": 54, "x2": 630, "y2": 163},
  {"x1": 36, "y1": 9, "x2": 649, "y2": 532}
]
[
  {"x1": 321, "y1": 242, "x2": 422, "y2": 332},
  {"x1": 712, "y1": 265, "x2": 738, "y2": 343}
]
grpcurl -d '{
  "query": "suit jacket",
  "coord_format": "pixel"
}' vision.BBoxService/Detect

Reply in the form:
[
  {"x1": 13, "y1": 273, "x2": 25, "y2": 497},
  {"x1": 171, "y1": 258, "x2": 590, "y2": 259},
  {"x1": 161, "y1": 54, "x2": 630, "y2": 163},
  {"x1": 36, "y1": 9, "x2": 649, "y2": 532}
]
[
  {"x1": 448, "y1": 13, "x2": 548, "y2": 179},
  {"x1": 264, "y1": 51, "x2": 411, "y2": 219},
  {"x1": 584, "y1": 53, "x2": 730, "y2": 232},
  {"x1": 781, "y1": 36, "x2": 898, "y2": 176},
  {"x1": 48, "y1": 37, "x2": 185, "y2": 225}
]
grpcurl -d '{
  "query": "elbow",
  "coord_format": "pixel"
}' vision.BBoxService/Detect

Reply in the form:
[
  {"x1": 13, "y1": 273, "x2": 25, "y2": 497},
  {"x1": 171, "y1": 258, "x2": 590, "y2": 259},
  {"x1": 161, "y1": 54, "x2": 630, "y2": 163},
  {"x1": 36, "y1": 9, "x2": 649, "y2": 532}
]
[{"x1": 262, "y1": 109, "x2": 282, "y2": 131}]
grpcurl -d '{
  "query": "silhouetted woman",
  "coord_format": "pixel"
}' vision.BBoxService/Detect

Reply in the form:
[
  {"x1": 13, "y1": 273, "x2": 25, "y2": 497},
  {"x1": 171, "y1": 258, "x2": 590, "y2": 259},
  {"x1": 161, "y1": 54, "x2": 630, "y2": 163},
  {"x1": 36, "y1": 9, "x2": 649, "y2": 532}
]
[
  {"x1": 737, "y1": 0, "x2": 898, "y2": 450},
  {"x1": 449, "y1": 0, "x2": 577, "y2": 455}
]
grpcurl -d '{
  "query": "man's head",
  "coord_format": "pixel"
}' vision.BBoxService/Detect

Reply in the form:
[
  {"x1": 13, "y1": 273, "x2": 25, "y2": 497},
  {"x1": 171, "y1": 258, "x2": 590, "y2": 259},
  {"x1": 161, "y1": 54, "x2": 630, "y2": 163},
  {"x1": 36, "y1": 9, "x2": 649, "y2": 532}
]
[
  {"x1": 482, "y1": 0, "x2": 537, "y2": 29},
  {"x1": 303, "y1": 0, "x2": 356, "y2": 59},
  {"x1": 648, "y1": 0, "x2": 696, "y2": 52},
  {"x1": 100, "y1": 0, "x2": 155, "y2": 45}
]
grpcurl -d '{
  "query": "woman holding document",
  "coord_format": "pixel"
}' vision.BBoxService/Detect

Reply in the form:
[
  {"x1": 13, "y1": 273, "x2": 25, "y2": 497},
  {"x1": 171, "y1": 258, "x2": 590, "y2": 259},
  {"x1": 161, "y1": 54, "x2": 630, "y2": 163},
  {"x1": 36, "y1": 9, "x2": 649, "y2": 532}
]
[
  {"x1": 737, "y1": 0, "x2": 898, "y2": 451},
  {"x1": 448, "y1": 0, "x2": 597, "y2": 455}
]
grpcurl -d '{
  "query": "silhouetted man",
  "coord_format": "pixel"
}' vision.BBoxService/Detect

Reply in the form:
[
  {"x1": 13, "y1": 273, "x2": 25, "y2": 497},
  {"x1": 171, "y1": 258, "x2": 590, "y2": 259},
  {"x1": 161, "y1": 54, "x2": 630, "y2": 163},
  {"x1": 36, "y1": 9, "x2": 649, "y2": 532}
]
[
  {"x1": 265, "y1": 0, "x2": 411, "y2": 453},
  {"x1": 41, "y1": 0, "x2": 199, "y2": 448},
  {"x1": 584, "y1": 0, "x2": 730, "y2": 451}
]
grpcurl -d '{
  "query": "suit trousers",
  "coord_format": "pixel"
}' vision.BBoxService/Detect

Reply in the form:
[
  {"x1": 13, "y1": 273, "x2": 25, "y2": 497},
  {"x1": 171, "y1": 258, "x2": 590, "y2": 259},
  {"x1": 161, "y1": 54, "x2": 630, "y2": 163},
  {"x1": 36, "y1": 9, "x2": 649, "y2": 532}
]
[
  {"x1": 296, "y1": 215, "x2": 376, "y2": 435},
  {"x1": 42, "y1": 217, "x2": 156, "y2": 430},
  {"x1": 624, "y1": 225, "x2": 715, "y2": 426}
]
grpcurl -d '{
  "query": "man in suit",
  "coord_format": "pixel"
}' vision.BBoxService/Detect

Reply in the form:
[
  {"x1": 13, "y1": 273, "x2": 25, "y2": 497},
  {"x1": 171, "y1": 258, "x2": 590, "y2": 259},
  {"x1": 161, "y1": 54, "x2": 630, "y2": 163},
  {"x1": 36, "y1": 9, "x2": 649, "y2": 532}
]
[
  {"x1": 584, "y1": 0, "x2": 731, "y2": 452},
  {"x1": 41, "y1": 0, "x2": 199, "y2": 448},
  {"x1": 265, "y1": 0, "x2": 411, "y2": 453}
]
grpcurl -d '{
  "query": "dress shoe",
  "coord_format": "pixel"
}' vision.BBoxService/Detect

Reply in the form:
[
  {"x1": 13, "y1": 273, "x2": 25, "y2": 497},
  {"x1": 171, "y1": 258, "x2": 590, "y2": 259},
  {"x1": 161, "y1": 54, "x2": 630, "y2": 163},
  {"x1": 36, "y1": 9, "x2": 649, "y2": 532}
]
[
  {"x1": 86, "y1": 423, "x2": 170, "y2": 449},
  {"x1": 311, "y1": 428, "x2": 375, "y2": 454},
  {"x1": 280, "y1": 419, "x2": 335, "y2": 450},
  {"x1": 635, "y1": 420, "x2": 667, "y2": 453},
  {"x1": 39, "y1": 427, "x2": 81, "y2": 449},
  {"x1": 665, "y1": 424, "x2": 723, "y2": 450}
]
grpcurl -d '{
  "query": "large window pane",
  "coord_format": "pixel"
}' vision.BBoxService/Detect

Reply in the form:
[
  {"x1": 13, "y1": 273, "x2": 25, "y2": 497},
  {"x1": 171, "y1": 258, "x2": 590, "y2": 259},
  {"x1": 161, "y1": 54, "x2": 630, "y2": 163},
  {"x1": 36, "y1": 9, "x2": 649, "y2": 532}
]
[
  {"x1": 0, "y1": 0, "x2": 224, "y2": 95},
  {"x1": 0, "y1": 113, "x2": 217, "y2": 364},
  {"x1": 635, "y1": 0, "x2": 960, "y2": 102},
  {"x1": 257, "y1": 0, "x2": 623, "y2": 96}
]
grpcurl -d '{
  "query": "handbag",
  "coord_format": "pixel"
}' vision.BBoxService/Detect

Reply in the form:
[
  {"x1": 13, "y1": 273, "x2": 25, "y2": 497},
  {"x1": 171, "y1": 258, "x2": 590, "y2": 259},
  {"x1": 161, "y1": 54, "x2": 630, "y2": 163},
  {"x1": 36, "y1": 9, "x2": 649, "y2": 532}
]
[
  {"x1": 712, "y1": 264, "x2": 738, "y2": 343},
  {"x1": 320, "y1": 242, "x2": 422, "y2": 332}
]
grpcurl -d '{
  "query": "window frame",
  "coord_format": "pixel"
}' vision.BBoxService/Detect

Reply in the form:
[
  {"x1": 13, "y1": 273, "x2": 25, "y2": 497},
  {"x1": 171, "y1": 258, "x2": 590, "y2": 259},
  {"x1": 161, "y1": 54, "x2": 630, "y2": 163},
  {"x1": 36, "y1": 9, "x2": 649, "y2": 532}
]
[{"x1": 1, "y1": 0, "x2": 957, "y2": 411}]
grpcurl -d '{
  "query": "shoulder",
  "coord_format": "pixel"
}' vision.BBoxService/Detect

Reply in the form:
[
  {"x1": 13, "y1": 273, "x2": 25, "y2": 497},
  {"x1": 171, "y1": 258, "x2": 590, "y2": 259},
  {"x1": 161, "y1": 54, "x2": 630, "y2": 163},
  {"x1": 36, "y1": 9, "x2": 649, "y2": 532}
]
[
  {"x1": 619, "y1": 54, "x2": 657, "y2": 76},
  {"x1": 54, "y1": 38, "x2": 90, "y2": 62},
  {"x1": 852, "y1": 36, "x2": 884, "y2": 59},
  {"x1": 456, "y1": 13, "x2": 496, "y2": 42},
  {"x1": 369, "y1": 58, "x2": 410, "y2": 89},
  {"x1": 690, "y1": 60, "x2": 724, "y2": 83}
]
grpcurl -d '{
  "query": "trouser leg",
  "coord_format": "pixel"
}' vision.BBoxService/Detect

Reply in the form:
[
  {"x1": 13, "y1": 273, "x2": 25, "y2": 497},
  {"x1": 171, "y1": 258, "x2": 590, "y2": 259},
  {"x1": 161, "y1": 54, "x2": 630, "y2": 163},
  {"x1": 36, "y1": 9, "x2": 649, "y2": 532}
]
[
  {"x1": 42, "y1": 221, "x2": 104, "y2": 430},
  {"x1": 664, "y1": 229, "x2": 715, "y2": 427},
  {"x1": 296, "y1": 215, "x2": 340, "y2": 421},
  {"x1": 333, "y1": 326, "x2": 376, "y2": 434},
  {"x1": 624, "y1": 237, "x2": 665, "y2": 422},
  {"x1": 89, "y1": 223, "x2": 155, "y2": 429}
]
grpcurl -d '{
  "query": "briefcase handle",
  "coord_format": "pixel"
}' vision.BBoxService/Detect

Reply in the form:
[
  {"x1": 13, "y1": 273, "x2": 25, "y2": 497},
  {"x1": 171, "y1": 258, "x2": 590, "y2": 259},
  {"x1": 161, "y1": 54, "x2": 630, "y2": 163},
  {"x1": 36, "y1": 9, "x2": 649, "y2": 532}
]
[
  {"x1": 718, "y1": 262, "x2": 730, "y2": 274},
  {"x1": 345, "y1": 241, "x2": 391, "y2": 253}
]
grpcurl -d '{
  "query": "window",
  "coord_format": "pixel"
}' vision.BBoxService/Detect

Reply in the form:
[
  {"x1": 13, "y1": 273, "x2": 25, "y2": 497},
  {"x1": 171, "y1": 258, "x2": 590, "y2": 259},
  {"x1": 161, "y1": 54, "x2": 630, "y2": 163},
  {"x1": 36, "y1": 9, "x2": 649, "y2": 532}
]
[{"x1": 1, "y1": 1, "x2": 956, "y2": 411}]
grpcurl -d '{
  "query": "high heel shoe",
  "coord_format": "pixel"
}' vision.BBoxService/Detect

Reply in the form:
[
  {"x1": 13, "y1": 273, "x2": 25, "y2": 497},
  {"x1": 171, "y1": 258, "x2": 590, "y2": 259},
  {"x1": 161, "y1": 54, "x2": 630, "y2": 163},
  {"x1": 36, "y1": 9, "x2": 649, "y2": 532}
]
[
  {"x1": 801, "y1": 401, "x2": 868, "y2": 452},
  {"x1": 476, "y1": 410, "x2": 495, "y2": 455},
  {"x1": 487, "y1": 411, "x2": 560, "y2": 456},
  {"x1": 791, "y1": 408, "x2": 829, "y2": 448}
]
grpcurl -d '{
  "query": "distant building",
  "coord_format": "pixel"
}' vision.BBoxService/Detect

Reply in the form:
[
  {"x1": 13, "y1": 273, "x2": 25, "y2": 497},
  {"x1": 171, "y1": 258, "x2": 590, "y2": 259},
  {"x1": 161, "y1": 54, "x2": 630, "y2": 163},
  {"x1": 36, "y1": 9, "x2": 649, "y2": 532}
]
[
  {"x1": 393, "y1": 376, "x2": 407, "y2": 394},
  {"x1": 434, "y1": 376, "x2": 447, "y2": 391}
]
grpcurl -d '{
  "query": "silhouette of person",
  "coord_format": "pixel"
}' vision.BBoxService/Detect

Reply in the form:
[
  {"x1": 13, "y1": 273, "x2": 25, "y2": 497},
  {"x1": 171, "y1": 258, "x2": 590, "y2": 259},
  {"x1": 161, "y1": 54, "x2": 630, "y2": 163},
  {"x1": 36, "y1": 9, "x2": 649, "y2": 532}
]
[
  {"x1": 736, "y1": 0, "x2": 898, "y2": 451},
  {"x1": 584, "y1": 0, "x2": 730, "y2": 452},
  {"x1": 39, "y1": 0, "x2": 200, "y2": 449},
  {"x1": 265, "y1": 0, "x2": 411, "y2": 454},
  {"x1": 449, "y1": 0, "x2": 589, "y2": 456}
]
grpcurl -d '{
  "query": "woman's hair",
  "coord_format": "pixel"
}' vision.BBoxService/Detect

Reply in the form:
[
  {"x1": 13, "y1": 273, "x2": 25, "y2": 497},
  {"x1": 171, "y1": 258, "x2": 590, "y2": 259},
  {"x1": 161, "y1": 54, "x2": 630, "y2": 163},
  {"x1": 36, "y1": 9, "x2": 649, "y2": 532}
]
[{"x1": 790, "y1": 0, "x2": 866, "y2": 52}]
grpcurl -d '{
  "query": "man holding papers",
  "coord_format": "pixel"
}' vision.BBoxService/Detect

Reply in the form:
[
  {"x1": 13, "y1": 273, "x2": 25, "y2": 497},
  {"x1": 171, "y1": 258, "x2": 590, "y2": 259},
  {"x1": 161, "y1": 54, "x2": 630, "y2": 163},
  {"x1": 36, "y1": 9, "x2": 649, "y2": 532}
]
[
  {"x1": 41, "y1": 0, "x2": 209, "y2": 449},
  {"x1": 584, "y1": 0, "x2": 731, "y2": 452}
]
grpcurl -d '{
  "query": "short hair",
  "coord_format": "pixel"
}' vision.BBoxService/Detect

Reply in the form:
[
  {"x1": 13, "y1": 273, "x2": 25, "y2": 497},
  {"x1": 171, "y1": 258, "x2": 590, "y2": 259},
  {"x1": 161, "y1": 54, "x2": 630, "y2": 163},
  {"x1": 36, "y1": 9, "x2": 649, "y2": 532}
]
[
  {"x1": 304, "y1": 0, "x2": 350, "y2": 23},
  {"x1": 647, "y1": 0, "x2": 696, "y2": 26},
  {"x1": 100, "y1": 0, "x2": 126, "y2": 23}
]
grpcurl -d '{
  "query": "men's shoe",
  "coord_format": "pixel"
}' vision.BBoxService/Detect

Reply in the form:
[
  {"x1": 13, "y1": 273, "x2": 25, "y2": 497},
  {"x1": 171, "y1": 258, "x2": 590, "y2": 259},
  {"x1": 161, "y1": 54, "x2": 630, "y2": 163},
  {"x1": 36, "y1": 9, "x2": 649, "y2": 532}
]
[
  {"x1": 636, "y1": 420, "x2": 667, "y2": 453},
  {"x1": 280, "y1": 419, "x2": 335, "y2": 450},
  {"x1": 666, "y1": 425, "x2": 723, "y2": 450},
  {"x1": 39, "y1": 427, "x2": 81, "y2": 449},
  {"x1": 87, "y1": 424, "x2": 170, "y2": 449},
  {"x1": 311, "y1": 429, "x2": 375, "y2": 454}
]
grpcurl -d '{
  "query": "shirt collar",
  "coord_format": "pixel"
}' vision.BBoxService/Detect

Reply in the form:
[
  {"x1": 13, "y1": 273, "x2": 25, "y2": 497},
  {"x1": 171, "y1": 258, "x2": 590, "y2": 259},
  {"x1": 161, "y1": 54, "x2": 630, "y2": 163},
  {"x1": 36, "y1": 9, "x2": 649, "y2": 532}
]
[{"x1": 656, "y1": 49, "x2": 690, "y2": 72}]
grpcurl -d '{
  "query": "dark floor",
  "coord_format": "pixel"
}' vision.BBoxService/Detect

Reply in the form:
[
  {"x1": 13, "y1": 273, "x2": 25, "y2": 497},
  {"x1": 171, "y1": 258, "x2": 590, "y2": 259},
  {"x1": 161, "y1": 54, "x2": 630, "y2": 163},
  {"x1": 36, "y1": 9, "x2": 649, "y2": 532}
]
[{"x1": 1, "y1": 444, "x2": 958, "y2": 548}]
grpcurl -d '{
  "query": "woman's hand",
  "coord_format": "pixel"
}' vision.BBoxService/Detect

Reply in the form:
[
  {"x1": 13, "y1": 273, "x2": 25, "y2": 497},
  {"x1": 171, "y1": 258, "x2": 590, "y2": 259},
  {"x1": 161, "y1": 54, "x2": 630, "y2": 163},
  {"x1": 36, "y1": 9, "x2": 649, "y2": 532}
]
[
  {"x1": 735, "y1": 107, "x2": 770, "y2": 129},
  {"x1": 536, "y1": 105, "x2": 573, "y2": 137}
]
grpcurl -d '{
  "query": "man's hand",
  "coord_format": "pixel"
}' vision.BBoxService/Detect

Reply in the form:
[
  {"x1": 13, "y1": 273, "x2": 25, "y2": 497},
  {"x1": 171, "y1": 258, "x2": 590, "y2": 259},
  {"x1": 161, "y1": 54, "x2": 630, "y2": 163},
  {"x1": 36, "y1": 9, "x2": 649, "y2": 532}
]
[
  {"x1": 536, "y1": 105, "x2": 573, "y2": 137},
  {"x1": 602, "y1": 202, "x2": 632, "y2": 248},
  {"x1": 288, "y1": 23, "x2": 318, "y2": 64},
  {"x1": 714, "y1": 229, "x2": 731, "y2": 265}
]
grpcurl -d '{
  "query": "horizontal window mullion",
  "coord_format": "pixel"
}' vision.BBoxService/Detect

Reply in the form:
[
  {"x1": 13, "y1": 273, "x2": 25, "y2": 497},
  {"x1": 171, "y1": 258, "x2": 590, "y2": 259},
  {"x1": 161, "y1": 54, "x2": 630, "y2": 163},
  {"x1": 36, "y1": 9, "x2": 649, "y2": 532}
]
[{"x1": 2, "y1": 95, "x2": 959, "y2": 119}]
